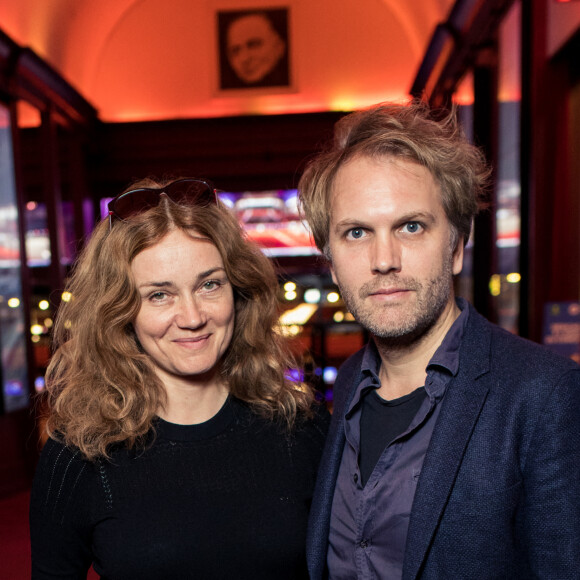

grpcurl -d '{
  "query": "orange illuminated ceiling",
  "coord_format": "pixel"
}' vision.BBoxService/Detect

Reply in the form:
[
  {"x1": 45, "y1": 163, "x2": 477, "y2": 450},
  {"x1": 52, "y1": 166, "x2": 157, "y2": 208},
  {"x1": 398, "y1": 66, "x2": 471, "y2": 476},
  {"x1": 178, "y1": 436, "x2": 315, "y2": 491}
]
[{"x1": 0, "y1": 0, "x2": 457, "y2": 122}]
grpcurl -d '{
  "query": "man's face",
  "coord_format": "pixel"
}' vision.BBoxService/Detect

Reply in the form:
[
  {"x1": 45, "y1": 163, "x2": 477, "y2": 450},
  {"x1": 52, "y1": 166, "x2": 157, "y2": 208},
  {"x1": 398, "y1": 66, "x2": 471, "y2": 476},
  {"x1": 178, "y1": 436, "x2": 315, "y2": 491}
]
[
  {"x1": 327, "y1": 155, "x2": 463, "y2": 345},
  {"x1": 227, "y1": 14, "x2": 285, "y2": 84}
]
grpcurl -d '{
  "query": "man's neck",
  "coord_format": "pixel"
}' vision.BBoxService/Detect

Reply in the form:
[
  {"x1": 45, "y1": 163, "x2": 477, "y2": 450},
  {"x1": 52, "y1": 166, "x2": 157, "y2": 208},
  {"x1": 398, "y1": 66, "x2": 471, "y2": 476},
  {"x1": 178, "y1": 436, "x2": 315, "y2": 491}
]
[{"x1": 374, "y1": 299, "x2": 461, "y2": 400}]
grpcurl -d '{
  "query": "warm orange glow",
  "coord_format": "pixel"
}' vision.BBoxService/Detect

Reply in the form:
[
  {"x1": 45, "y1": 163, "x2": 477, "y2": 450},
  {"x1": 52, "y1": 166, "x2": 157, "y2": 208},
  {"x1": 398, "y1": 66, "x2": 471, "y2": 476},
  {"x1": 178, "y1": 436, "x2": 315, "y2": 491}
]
[
  {"x1": 452, "y1": 71, "x2": 474, "y2": 106},
  {"x1": 17, "y1": 101, "x2": 42, "y2": 128},
  {"x1": 548, "y1": 0, "x2": 580, "y2": 56},
  {"x1": 498, "y1": 1, "x2": 522, "y2": 103},
  {"x1": 0, "y1": 0, "x2": 456, "y2": 124}
]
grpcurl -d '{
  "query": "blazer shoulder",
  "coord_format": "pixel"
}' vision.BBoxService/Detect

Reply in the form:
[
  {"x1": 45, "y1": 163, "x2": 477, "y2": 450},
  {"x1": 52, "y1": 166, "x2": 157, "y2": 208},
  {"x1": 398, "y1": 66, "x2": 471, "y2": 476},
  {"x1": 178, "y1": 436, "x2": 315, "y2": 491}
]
[{"x1": 465, "y1": 304, "x2": 580, "y2": 384}]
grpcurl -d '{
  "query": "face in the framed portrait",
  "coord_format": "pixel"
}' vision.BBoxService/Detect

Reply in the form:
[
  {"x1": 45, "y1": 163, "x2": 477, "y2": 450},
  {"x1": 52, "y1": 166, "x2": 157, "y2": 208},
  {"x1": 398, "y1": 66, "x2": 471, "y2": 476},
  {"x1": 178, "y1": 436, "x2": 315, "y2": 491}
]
[{"x1": 226, "y1": 12, "x2": 286, "y2": 85}]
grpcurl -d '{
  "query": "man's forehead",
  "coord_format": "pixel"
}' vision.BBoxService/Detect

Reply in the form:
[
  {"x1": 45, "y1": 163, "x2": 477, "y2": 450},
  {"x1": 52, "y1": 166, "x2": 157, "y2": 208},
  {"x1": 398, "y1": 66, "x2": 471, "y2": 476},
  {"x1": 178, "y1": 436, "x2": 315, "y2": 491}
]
[
  {"x1": 335, "y1": 152, "x2": 431, "y2": 179},
  {"x1": 330, "y1": 155, "x2": 440, "y2": 203}
]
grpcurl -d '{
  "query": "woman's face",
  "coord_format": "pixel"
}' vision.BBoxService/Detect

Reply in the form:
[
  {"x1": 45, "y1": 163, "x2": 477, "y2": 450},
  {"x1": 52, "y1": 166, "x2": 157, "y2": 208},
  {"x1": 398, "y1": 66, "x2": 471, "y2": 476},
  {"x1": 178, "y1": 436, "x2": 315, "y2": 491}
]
[{"x1": 131, "y1": 229, "x2": 235, "y2": 390}]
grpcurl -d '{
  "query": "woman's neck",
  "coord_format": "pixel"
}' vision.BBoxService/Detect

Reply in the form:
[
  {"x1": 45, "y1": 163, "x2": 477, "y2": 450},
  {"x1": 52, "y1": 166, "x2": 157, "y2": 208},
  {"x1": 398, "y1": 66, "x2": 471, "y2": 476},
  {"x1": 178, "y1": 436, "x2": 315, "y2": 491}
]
[{"x1": 157, "y1": 375, "x2": 229, "y2": 425}]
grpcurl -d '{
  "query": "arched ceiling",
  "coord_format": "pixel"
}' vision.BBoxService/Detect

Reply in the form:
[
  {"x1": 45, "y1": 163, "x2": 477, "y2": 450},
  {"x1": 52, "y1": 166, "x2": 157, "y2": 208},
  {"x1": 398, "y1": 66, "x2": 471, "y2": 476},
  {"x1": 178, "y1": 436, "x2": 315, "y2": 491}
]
[{"x1": 0, "y1": 0, "x2": 455, "y2": 122}]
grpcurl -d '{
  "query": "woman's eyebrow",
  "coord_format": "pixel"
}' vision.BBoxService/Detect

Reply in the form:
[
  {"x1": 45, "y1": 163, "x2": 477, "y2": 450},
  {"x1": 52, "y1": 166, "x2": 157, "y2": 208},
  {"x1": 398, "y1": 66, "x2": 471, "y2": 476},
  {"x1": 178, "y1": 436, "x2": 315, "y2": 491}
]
[{"x1": 137, "y1": 267, "x2": 227, "y2": 289}]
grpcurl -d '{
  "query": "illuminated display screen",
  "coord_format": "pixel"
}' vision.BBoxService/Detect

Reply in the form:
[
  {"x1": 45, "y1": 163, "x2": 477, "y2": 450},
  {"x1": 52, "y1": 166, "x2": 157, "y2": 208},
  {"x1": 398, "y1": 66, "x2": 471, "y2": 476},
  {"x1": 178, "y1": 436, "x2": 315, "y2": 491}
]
[
  {"x1": 219, "y1": 189, "x2": 318, "y2": 257},
  {"x1": 24, "y1": 201, "x2": 76, "y2": 268},
  {"x1": 101, "y1": 188, "x2": 319, "y2": 258}
]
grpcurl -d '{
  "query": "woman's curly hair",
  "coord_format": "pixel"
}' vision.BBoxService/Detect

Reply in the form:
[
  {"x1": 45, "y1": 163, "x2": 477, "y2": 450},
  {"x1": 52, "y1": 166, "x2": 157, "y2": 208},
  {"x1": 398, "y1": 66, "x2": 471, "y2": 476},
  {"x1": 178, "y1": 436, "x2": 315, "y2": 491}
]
[{"x1": 42, "y1": 178, "x2": 314, "y2": 460}]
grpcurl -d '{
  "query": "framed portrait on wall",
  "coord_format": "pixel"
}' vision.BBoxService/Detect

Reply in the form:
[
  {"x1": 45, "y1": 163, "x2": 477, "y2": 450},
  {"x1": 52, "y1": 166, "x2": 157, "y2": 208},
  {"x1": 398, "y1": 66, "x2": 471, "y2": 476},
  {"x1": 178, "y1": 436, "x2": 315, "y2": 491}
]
[{"x1": 216, "y1": 7, "x2": 291, "y2": 92}]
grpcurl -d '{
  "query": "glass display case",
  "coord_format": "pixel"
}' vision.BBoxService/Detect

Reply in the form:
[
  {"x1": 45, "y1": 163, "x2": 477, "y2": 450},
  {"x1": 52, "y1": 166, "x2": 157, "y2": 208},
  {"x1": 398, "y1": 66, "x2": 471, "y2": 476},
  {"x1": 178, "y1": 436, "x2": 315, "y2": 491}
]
[{"x1": 0, "y1": 105, "x2": 30, "y2": 412}]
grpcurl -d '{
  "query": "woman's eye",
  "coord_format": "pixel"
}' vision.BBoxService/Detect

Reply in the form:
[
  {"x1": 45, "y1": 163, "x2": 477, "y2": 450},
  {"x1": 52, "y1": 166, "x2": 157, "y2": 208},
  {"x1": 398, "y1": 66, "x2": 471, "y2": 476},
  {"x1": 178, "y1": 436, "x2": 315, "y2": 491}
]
[
  {"x1": 149, "y1": 291, "x2": 167, "y2": 301},
  {"x1": 346, "y1": 228, "x2": 365, "y2": 240},
  {"x1": 202, "y1": 280, "x2": 221, "y2": 291},
  {"x1": 402, "y1": 222, "x2": 422, "y2": 234}
]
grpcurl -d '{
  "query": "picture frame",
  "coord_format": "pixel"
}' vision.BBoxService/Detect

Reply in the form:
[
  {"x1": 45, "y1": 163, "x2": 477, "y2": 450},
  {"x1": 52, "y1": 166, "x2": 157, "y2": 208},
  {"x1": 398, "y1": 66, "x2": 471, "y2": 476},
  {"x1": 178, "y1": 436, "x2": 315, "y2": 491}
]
[{"x1": 216, "y1": 7, "x2": 292, "y2": 92}]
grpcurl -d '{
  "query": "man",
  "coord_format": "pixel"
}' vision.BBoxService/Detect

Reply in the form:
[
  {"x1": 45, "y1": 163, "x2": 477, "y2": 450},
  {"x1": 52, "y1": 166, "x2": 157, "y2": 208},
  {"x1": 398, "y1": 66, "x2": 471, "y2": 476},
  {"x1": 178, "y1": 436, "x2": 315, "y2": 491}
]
[
  {"x1": 224, "y1": 11, "x2": 287, "y2": 88},
  {"x1": 298, "y1": 101, "x2": 580, "y2": 579}
]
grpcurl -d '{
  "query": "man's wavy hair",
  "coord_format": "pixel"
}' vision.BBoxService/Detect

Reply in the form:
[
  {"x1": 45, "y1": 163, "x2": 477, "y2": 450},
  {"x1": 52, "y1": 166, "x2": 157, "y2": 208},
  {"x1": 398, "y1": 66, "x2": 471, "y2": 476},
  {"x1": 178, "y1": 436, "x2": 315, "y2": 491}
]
[
  {"x1": 298, "y1": 100, "x2": 490, "y2": 255},
  {"x1": 43, "y1": 178, "x2": 314, "y2": 461}
]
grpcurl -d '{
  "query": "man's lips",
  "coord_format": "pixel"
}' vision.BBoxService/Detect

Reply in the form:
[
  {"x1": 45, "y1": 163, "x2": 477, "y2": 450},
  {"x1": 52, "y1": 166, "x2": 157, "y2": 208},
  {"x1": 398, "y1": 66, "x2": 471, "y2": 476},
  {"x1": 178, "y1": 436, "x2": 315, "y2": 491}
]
[{"x1": 366, "y1": 287, "x2": 412, "y2": 298}]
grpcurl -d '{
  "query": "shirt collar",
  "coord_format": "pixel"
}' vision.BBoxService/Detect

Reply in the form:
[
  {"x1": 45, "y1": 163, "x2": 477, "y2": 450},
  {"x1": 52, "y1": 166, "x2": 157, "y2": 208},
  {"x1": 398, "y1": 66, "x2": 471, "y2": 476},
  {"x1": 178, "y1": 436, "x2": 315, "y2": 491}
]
[
  {"x1": 347, "y1": 297, "x2": 469, "y2": 415},
  {"x1": 426, "y1": 296, "x2": 469, "y2": 377}
]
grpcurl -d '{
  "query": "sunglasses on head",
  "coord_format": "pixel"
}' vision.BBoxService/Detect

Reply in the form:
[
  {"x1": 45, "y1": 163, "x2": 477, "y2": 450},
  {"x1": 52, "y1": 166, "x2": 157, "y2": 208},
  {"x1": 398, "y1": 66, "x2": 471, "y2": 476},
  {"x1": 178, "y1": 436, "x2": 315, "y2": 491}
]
[{"x1": 107, "y1": 178, "x2": 218, "y2": 229}]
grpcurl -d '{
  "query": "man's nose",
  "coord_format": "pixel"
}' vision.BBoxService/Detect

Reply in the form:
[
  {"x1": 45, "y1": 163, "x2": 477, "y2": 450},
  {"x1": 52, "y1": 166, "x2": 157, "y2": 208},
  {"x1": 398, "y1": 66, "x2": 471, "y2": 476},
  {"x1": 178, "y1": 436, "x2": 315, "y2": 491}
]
[{"x1": 370, "y1": 233, "x2": 402, "y2": 274}]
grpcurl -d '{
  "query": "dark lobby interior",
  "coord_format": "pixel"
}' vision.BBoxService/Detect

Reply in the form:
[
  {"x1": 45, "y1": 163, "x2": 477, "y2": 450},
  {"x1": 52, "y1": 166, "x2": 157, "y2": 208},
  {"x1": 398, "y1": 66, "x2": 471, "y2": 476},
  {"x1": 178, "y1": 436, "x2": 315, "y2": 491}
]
[{"x1": 1, "y1": 0, "x2": 580, "y2": 576}]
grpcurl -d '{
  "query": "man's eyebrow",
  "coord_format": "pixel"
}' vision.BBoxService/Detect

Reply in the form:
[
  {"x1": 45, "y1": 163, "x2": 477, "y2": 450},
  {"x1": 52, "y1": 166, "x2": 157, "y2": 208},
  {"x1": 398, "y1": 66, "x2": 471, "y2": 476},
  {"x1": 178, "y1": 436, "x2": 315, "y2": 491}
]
[
  {"x1": 396, "y1": 211, "x2": 438, "y2": 224},
  {"x1": 332, "y1": 211, "x2": 438, "y2": 229},
  {"x1": 332, "y1": 217, "x2": 371, "y2": 229}
]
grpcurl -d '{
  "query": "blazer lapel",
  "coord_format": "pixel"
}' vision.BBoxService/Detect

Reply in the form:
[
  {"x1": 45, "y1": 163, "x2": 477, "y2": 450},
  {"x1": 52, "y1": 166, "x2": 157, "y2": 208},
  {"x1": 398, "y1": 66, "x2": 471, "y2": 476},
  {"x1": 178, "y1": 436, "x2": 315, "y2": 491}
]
[
  {"x1": 403, "y1": 307, "x2": 492, "y2": 580},
  {"x1": 307, "y1": 351, "x2": 365, "y2": 579}
]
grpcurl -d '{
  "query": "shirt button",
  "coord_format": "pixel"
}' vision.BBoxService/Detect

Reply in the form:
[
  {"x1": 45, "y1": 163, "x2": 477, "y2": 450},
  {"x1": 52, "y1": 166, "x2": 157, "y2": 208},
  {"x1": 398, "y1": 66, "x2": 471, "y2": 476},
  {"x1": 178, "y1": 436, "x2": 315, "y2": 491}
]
[
  {"x1": 353, "y1": 473, "x2": 358, "y2": 483},
  {"x1": 360, "y1": 539, "x2": 369, "y2": 549}
]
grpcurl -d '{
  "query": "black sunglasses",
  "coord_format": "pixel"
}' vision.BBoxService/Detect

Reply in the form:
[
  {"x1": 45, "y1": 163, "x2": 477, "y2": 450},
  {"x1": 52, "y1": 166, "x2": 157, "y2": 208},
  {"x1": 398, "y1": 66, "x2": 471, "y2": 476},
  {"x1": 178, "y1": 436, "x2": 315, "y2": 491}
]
[{"x1": 107, "y1": 178, "x2": 217, "y2": 229}]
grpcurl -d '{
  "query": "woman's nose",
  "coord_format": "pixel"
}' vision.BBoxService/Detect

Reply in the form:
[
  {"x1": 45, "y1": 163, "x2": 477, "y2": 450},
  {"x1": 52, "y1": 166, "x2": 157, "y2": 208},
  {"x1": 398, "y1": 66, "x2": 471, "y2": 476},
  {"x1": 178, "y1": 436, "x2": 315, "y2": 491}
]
[{"x1": 175, "y1": 297, "x2": 206, "y2": 329}]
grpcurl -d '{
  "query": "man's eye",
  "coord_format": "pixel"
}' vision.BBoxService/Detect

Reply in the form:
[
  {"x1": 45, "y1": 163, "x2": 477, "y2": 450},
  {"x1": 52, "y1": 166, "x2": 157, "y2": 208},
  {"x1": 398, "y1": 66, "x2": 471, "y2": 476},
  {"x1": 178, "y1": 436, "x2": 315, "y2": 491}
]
[
  {"x1": 402, "y1": 222, "x2": 422, "y2": 234},
  {"x1": 347, "y1": 228, "x2": 365, "y2": 240}
]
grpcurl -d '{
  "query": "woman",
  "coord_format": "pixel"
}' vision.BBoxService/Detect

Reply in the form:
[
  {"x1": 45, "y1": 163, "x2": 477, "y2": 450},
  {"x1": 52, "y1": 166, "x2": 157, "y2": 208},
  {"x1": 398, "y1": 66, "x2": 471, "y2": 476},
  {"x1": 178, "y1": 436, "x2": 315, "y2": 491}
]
[{"x1": 30, "y1": 178, "x2": 329, "y2": 579}]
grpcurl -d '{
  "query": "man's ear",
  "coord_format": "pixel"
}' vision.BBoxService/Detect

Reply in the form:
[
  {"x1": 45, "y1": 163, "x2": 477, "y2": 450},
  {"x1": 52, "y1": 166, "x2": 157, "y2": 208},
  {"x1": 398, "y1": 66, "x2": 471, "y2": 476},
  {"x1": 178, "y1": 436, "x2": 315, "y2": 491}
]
[
  {"x1": 452, "y1": 236, "x2": 464, "y2": 276},
  {"x1": 330, "y1": 263, "x2": 338, "y2": 286}
]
